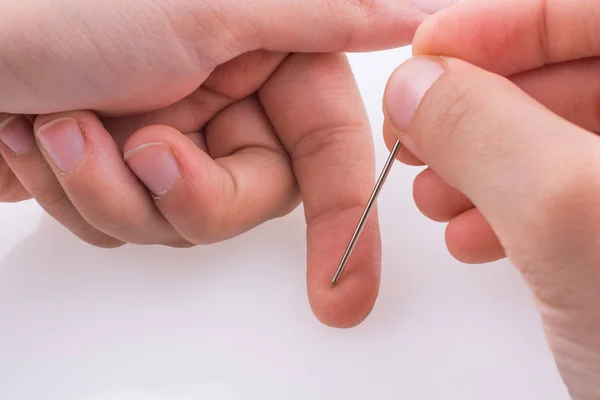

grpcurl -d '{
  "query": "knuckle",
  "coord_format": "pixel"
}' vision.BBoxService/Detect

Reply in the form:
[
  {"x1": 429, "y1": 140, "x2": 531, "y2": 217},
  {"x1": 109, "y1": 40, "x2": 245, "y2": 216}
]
[
  {"x1": 308, "y1": 201, "x2": 370, "y2": 232},
  {"x1": 412, "y1": 169, "x2": 453, "y2": 222},
  {"x1": 290, "y1": 121, "x2": 368, "y2": 167},
  {"x1": 35, "y1": 180, "x2": 70, "y2": 209},
  {"x1": 174, "y1": 1, "x2": 261, "y2": 67}
]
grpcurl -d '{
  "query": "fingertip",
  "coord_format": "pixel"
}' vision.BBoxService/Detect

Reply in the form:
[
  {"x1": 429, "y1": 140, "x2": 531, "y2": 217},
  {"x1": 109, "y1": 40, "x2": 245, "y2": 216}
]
[
  {"x1": 383, "y1": 120, "x2": 424, "y2": 166},
  {"x1": 413, "y1": 168, "x2": 472, "y2": 222},
  {"x1": 309, "y1": 254, "x2": 380, "y2": 328},
  {"x1": 445, "y1": 208, "x2": 506, "y2": 264},
  {"x1": 411, "y1": 3, "x2": 450, "y2": 56},
  {"x1": 306, "y1": 211, "x2": 381, "y2": 329},
  {"x1": 412, "y1": 0, "x2": 549, "y2": 76},
  {"x1": 411, "y1": 0, "x2": 487, "y2": 57},
  {"x1": 309, "y1": 284, "x2": 379, "y2": 329}
]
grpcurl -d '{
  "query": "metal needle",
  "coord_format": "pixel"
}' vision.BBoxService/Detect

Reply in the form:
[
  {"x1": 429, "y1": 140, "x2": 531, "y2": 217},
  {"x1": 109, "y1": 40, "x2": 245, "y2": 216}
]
[{"x1": 331, "y1": 139, "x2": 402, "y2": 287}]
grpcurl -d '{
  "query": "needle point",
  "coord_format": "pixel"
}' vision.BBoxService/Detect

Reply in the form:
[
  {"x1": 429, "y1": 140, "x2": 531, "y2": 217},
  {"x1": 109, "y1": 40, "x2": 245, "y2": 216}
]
[{"x1": 330, "y1": 140, "x2": 402, "y2": 287}]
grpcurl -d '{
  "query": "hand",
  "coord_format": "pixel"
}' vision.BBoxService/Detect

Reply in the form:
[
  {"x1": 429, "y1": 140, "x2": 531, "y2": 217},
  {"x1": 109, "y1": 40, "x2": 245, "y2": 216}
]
[
  {"x1": 0, "y1": 0, "x2": 449, "y2": 328},
  {"x1": 383, "y1": 0, "x2": 600, "y2": 396}
]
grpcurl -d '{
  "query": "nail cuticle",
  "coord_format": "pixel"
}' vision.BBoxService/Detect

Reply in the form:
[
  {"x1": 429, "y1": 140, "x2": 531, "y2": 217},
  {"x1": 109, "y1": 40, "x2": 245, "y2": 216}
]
[
  {"x1": 0, "y1": 115, "x2": 36, "y2": 157},
  {"x1": 125, "y1": 142, "x2": 182, "y2": 196},
  {"x1": 36, "y1": 117, "x2": 86, "y2": 174}
]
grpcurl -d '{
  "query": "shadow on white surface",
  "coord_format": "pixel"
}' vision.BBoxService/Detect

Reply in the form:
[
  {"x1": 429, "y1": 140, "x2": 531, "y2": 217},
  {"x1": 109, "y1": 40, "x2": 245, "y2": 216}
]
[{"x1": 0, "y1": 49, "x2": 570, "y2": 400}]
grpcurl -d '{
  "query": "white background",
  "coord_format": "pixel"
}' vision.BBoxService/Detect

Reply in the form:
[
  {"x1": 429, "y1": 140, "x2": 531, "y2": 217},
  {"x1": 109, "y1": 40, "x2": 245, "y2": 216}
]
[{"x1": 0, "y1": 47, "x2": 570, "y2": 399}]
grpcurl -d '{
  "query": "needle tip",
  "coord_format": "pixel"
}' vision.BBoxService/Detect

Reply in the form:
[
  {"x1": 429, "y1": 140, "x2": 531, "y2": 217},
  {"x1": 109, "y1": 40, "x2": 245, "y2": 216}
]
[
  {"x1": 329, "y1": 140, "x2": 402, "y2": 290},
  {"x1": 331, "y1": 266, "x2": 343, "y2": 288}
]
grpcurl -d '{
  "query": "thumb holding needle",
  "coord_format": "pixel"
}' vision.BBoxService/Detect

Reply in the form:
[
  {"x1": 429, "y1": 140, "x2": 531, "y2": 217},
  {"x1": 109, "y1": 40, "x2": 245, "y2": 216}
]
[{"x1": 383, "y1": 53, "x2": 600, "y2": 397}]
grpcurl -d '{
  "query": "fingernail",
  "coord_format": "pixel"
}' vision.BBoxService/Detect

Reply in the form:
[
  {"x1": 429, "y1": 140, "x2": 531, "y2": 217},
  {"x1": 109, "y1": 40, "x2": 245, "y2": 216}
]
[
  {"x1": 36, "y1": 118, "x2": 86, "y2": 173},
  {"x1": 385, "y1": 57, "x2": 445, "y2": 133},
  {"x1": 0, "y1": 116, "x2": 35, "y2": 156},
  {"x1": 414, "y1": 0, "x2": 458, "y2": 14},
  {"x1": 125, "y1": 143, "x2": 181, "y2": 195}
]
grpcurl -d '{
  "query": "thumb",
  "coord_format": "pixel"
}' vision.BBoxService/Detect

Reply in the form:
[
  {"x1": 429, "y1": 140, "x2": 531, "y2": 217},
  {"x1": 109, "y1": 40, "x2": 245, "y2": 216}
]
[
  {"x1": 383, "y1": 56, "x2": 600, "y2": 264},
  {"x1": 383, "y1": 56, "x2": 600, "y2": 395}
]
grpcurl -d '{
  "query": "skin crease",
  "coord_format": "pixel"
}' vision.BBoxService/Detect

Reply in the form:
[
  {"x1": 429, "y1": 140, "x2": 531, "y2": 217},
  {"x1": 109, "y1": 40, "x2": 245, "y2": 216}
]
[
  {"x1": 0, "y1": 0, "x2": 432, "y2": 328},
  {"x1": 381, "y1": 0, "x2": 600, "y2": 397},
  {"x1": 2, "y1": 0, "x2": 599, "y2": 395}
]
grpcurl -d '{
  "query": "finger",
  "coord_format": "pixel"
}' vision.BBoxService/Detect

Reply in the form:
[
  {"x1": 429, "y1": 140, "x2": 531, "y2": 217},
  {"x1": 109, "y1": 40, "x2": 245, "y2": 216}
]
[
  {"x1": 1, "y1": 0, "x2": 437, "y2": 114},
  {"x1": 413, "y1": 167, "x2": 473, "y2": 222},
  {"x1": 445, "y1": 207, "x2": 505, "y2": 264},
  {"x1": 124, "y1": 96, "x2": 298, "y2": 244},
  {"x1": 383, "y1": 57, "x2": 600, "y2": 389},
  {"x1": 403, "y1": 152, "x2": 500, "y2": 262},
  {"x1": 102, "y1": 51, "x2": 289, "y2": 149},
  {"x1": 259, "y1": 53, "x2": 381, "y2": 328},
  {"x1": 413, "y1": 0, "x2": 600, "y2": 76},
  {"x1": 33, "y1": 111, "x2": 185, "y2": 246},
  {"x1": 383, "y1": 118, "x2": 424, "y2": 166},
  {"x1": 240, "y1": 0, "x2": 428, "y2": 52},
  {"x1": 0, "y1": 115, "x2": 32, "y2": 202},
  {"x1": 509, "y1": 57, "x2": 600, "y2": 133},
  {"x1": 383, "y1": 56, "x2": 600, "y2": 259},
  {"x1": 0, "y1": 114, "x2": 122, "y2": 247}
]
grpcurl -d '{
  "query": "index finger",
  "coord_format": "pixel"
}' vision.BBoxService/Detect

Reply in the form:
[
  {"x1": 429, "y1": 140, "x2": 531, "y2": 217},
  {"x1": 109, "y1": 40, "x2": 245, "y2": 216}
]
[
  {"x1": 413, "y1": 0, "x2": 600, "y2": 75},
  {"x1": 259, "y1": 53, "x2": 381, "y2": 328}
]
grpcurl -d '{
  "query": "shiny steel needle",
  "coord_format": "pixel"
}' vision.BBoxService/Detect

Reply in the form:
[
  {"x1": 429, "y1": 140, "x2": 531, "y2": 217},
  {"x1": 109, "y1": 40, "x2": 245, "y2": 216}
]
[{"x1": 331, "y1": 139, "x2": 402, "y2": 287}]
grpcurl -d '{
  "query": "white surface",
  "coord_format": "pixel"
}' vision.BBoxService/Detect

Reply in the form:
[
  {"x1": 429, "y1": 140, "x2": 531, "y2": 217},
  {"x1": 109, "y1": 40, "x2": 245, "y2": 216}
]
[{"x1": 0, "y1": 48, "x2": 569, "y2": 400}]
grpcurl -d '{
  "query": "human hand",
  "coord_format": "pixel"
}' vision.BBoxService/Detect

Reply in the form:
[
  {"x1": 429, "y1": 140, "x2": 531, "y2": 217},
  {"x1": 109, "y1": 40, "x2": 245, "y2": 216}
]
[
  {"x1": 383, "y1": 0, "x2": 600, "y2": 396},
  {"x1": 0, "y1": 0, "x2": 452, "y2": 328}
]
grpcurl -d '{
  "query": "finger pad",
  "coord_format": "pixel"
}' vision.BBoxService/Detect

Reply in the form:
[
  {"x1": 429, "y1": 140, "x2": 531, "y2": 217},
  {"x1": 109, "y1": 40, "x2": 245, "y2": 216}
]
[
  {"x1": 413, "y1": 0, "x2": 543, "y2": 75},
  {"x1": 307, "y1": 209, "x2": 381, "y2": 328},
  {"x1": 445, "y1": 208, "x2": 505, "y2": 264},
  {"x1": 383, "y1": 120, "x2": 423, "y2": 166}
]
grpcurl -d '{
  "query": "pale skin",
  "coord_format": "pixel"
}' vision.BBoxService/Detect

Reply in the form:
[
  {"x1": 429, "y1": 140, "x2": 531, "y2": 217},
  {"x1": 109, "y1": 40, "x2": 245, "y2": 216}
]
[
  {"x1": 0, "y1": 0, "x2": 599, "y2": 397},
  {"x1": 383, "y1": 0, "x2": 600, "y2": 397},
  {"x1": 0, "y1": 0, "x2": 434, "y2": 329}
]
